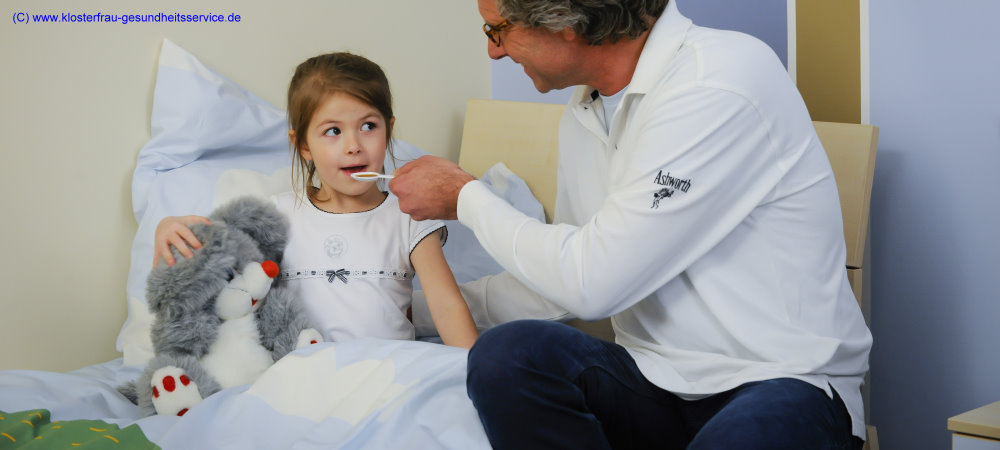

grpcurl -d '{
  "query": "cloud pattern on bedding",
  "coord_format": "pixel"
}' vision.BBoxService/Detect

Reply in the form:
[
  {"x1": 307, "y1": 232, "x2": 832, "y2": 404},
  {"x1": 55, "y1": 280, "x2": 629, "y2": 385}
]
[
  {"x1": 246, "y1": 345, "x2": 414, "y2": 425},
  {"x1": 0, "y1": 338, "x2": 490, "y2": 449}
]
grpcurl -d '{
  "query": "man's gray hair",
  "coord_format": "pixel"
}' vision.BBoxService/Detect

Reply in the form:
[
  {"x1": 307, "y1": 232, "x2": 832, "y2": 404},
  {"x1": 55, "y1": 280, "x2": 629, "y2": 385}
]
[{"x1": 496, "y1": 0, "x2": 669, "y2": 45}]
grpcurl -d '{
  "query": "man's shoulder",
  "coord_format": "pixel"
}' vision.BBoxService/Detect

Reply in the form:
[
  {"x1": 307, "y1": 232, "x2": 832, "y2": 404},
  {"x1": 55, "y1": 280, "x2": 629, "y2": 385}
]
[
  {"x1": 681, "y1": 26, "x2": 780, "y2": 72},
  {"x1": 644, "y1": 25, "x2": 787, "y2": 104}
]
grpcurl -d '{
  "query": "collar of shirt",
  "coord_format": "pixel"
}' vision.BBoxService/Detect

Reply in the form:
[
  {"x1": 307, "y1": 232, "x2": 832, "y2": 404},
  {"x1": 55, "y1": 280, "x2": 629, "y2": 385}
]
[{"x1": 568, "y1": 0, "x2": 692, "y2": 107}]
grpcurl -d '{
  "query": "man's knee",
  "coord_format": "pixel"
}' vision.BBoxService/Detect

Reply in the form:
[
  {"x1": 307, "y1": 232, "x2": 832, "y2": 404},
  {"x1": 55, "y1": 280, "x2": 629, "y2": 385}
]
[
  {"x1": 470, "y1": 319, "x2": 570, "y2": 359},
  {"x1": 467, "y1": 321, "x2": 539, "y2": 402},
  {"x1": 467, "y1": 320, "x2": 580, "y2": 388}
]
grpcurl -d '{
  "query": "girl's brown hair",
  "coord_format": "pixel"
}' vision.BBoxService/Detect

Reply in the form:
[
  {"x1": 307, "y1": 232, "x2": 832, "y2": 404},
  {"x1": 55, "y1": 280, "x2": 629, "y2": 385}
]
[{"x1": 287, "y1": 52, "x2": 395, "y2": 201}]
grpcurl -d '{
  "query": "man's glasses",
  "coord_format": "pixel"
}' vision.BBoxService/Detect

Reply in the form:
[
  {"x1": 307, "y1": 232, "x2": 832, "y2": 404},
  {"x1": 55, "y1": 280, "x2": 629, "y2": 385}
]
[{"x1": 482, "y1": 20, "x2": 511, "y2": 47}]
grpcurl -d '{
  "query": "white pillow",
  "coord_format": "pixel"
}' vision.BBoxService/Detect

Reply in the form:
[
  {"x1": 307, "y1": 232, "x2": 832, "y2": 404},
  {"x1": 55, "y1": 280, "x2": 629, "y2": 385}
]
[
  {"x1": 119, "y1": 39, "x2": 292, "y2": 366},
  {"x1": 119, "y1": 39, "x2": 544, "y2": 364}
]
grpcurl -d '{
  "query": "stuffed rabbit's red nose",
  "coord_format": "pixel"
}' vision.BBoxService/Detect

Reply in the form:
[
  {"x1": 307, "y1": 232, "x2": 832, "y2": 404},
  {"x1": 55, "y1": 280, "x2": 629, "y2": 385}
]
[{"x1": 261, "y1": 260, "x2": 279, "y2": 278}]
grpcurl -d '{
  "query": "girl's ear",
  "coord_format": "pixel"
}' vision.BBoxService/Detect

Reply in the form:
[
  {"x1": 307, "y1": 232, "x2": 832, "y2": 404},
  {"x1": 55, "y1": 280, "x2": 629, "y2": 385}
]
[{"x1": 291, "y1": 129, "x2": 313, "y2": 161}]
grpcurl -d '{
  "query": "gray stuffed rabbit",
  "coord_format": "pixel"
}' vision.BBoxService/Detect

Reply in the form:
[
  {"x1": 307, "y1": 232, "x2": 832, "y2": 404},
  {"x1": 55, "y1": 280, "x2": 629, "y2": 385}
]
[{"x1": 119, "y1": 196, "x2": 322, "y2": 416}]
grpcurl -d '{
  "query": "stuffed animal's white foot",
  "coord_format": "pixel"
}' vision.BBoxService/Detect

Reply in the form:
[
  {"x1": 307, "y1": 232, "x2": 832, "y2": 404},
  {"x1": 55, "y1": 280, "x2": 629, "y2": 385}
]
[
  {"x1": 296, "y1": 328, "x2": 323, "y2": 349},
  {"x1": 150, "y1": 366, "x2": 202, "y2": 416}
]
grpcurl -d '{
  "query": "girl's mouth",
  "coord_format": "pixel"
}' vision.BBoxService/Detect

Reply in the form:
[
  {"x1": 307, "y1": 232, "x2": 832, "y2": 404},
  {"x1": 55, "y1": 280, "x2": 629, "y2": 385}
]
[{"x1": 342, "y1": 165, "x2": 367, "y2": 174}]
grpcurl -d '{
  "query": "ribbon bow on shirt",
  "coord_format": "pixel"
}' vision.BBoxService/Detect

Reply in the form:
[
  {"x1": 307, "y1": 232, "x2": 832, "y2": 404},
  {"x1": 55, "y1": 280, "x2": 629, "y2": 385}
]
[{"x1": 326, "y1": 269, "x2": 349, "y2": 284}]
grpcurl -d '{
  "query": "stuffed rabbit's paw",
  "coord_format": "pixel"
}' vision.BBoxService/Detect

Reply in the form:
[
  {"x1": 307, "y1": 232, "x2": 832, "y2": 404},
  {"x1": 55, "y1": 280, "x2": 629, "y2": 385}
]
[
  {"x1": 296, "y1": 328, "x2": 324, "y2": 349},
  {"x1": 150, "y1": 366, "x2": 203, "y2": 417}
]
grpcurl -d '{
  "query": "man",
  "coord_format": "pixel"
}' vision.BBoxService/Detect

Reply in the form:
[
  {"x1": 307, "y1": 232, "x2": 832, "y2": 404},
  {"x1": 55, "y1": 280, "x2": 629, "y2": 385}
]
[{"x1": 389, "y1": 0, "x2": 872, "y2": 448}]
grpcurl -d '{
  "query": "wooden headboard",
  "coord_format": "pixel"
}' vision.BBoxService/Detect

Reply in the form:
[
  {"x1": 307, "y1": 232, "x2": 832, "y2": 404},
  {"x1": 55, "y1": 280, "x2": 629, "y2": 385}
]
[{"x1": 458, "y1": 99, "x2": 564, "y2": 223}]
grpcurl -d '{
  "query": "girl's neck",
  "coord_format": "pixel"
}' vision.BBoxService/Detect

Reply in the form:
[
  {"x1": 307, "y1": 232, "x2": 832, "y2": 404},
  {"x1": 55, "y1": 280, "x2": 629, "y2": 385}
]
[{"x1": 308, "y1": 185, "x2": 387, "y2": 213}]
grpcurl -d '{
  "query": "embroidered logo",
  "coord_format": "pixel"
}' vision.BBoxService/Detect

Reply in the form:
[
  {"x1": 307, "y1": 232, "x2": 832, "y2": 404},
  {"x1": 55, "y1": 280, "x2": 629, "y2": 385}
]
[
  {"x1": 651, "y1": 170, "x2": 692, "y2": 209},
  {"x1": 323, "y1": 234, "x2": 348, "y2": 259}
]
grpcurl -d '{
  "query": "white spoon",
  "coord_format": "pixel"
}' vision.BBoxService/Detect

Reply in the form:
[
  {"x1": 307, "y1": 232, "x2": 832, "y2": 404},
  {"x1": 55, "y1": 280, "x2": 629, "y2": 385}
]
[{"x1": 350, "y1": 172, "x2": 394, "y2": 181}]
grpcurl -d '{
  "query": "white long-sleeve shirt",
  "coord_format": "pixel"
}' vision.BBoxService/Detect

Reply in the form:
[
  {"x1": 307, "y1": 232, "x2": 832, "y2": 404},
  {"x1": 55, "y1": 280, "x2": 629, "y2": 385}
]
[{"x1": 456, "y1": 1, "x2": 872, "y2": 439}]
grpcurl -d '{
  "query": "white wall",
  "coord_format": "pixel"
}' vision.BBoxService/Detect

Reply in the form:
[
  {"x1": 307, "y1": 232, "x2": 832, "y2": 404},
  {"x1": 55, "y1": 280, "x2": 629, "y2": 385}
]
[{"x1": 0, "y1": 0, "x2": 489, "y2": 371}]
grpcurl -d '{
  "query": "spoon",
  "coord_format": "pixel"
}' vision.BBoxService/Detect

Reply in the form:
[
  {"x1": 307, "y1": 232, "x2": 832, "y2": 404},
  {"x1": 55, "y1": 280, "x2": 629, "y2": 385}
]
[{"x1": 351, "y1": 172, "x2": 394, "y2": 181}]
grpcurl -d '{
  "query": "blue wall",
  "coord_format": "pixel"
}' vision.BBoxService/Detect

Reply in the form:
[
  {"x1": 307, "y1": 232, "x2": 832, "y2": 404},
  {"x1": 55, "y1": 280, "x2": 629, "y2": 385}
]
[
  {"x1": 869, "y1": 1, "x2": 1000, "y2": 449},
  {"x1": 490, "y1": 0, "x2": 788, "y2": 104}
]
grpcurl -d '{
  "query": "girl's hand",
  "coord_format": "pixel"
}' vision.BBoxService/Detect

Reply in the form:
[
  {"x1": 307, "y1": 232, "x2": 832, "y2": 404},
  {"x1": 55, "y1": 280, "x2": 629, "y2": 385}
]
[{"x1": 152, "y1": 215, "x2": 212, "y2": 268}]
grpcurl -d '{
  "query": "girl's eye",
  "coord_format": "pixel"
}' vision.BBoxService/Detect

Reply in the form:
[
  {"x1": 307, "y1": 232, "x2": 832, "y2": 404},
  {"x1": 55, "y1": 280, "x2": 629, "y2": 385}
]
[
  {"x1": 324, "y1": 127, "x2": 341, "y2": 136},
  {"x1": 361, "y1": 122, "x2": 377, "y2": 132}
]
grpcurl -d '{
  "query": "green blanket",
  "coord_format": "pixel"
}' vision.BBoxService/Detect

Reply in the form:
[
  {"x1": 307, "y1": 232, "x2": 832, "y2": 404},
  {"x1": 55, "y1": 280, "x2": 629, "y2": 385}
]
[{"x1": 0, "y1": 409, "x2": 158, "y2": 449}]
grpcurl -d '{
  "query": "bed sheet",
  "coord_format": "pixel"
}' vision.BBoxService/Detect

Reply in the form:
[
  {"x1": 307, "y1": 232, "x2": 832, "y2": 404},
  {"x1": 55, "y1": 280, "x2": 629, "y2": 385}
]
[{"x1": 0, "y1": 339, "x2": 488, "y2": 449}]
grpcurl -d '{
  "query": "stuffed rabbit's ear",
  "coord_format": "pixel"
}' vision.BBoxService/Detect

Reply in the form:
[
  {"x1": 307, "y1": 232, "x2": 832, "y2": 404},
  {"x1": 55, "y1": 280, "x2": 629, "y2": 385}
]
[
  {"x1": 145, "y1": 224, "x2": 228, "y2": 316},
  {"x1": 146, "y1": 254, "x2": 208, "y2": 316},
  {"x1": 209, "y1": 196, "x2": 288, "y2": 262}
]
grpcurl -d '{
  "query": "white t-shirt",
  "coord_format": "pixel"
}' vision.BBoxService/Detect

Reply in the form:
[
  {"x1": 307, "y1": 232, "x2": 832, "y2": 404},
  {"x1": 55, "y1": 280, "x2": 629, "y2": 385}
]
[
  {"x1": 455, "y1": 1, "x2": 871, "y2": 439},
  {"x1": 272, "y1": 190, "x2": 445, "y2": 342},
  {"x1": 598, "y1": 86, "x2": 628, "y2": 134}
]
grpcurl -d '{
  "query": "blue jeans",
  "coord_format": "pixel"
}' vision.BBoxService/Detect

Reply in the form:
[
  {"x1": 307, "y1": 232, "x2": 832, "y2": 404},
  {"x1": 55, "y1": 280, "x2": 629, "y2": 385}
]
[{"x1": 467, "y1": 320, "x2": 862, "y2": 449}]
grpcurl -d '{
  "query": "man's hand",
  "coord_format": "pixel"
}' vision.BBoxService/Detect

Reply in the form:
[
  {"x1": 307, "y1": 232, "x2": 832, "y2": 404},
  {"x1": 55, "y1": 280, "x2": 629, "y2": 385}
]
[{"x1": 389, "y1": 155, "x2": 476, "y2": 221}]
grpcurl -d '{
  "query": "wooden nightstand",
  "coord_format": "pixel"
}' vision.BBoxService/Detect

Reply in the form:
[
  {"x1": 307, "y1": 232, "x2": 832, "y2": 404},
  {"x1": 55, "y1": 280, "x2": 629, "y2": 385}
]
[{"x1": 949, "y1": 401, "x2": 1000, "y2": 449}]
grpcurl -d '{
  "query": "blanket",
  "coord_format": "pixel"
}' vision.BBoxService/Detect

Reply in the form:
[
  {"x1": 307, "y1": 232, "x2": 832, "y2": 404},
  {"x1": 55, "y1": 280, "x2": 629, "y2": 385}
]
[
  {"x1": 0, "y1": 409, "x2": 156, "y2": 449},
  {"x1": 0, "y1": 339, "x2": 489, "y2": 449}
]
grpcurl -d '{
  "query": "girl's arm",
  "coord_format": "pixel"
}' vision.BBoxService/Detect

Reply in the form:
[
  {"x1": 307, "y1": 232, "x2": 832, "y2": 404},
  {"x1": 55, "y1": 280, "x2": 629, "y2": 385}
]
[{"x1": 410, "y1": 230, "x2": 478, "y2": 348}]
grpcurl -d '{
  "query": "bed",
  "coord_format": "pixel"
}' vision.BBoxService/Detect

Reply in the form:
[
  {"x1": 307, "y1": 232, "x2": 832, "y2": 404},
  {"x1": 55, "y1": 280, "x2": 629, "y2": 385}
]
[{"x1": 0, "y1": 40, "x2": 548, "y2": 450}]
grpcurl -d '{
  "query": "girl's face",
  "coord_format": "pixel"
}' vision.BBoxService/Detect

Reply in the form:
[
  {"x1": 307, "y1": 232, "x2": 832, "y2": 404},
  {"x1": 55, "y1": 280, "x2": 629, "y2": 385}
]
[{"x1": 300, "y1": 91, "x2": 392, "y2": 210}]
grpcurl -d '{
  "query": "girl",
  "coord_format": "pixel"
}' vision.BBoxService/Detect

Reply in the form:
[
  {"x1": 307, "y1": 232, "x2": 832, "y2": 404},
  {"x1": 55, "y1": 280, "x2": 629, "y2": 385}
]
[{"x1": 153, "y1": 52, "x2": 478, "y2": 348}]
